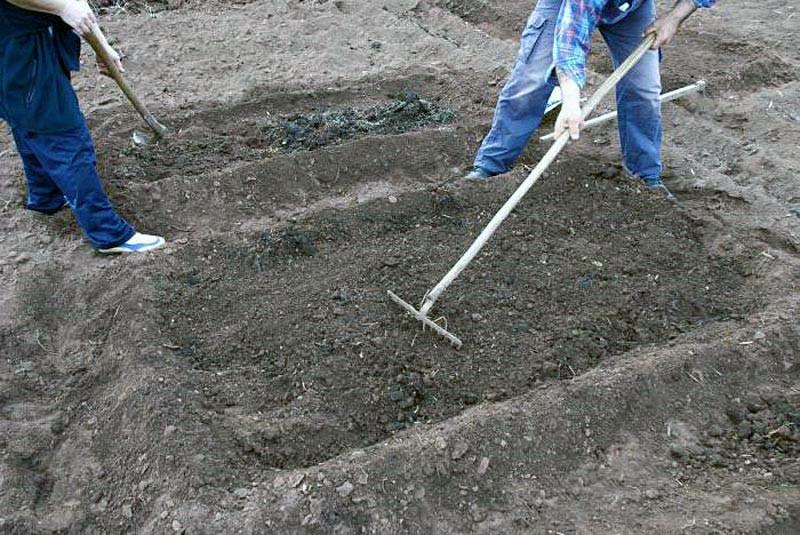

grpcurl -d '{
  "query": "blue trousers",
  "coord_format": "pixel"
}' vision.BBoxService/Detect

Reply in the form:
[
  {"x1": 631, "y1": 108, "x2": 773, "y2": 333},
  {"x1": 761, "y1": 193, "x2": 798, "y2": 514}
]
[
  {"x1": 474, "y1": 0, "x2": 662, "y2": 183},
  {"x1": 11, "y1": 121, "x2": 135, "y2": 249}
]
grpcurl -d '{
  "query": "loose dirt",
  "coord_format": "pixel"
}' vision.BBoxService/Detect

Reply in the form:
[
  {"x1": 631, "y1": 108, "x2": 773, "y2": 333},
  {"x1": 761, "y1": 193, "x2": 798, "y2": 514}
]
[{"x1": 1, "y1": 0, "x2": 799, "y2": 533}]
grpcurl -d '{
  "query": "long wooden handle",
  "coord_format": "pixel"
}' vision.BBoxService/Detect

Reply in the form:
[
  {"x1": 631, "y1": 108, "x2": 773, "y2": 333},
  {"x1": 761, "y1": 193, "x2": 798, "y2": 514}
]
[
  {"x1": 578, "y1": 35, "x2": 656, "y2": 120},
  {"x1": 84, "y1": 27, "x2": 167, "y2": 138},
  {"x1": 419, "y1": 35, "x2": 657, "y2": 316}
]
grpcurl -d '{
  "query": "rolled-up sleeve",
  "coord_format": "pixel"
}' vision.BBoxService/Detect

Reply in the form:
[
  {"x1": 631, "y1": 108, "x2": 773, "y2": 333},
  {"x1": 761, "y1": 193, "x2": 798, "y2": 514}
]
[{"x1": 553, "y1": 0, "x2": 606, "y2": 88}]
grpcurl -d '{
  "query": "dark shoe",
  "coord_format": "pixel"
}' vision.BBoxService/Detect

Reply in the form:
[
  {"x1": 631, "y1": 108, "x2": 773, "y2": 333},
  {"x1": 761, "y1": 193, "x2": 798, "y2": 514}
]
[
  {"x1": 644, "y1": 180, "x2": 677, "y2": 202},
  {"x1": 464, "y1": 167, "x2": 494, "y2": 182}
]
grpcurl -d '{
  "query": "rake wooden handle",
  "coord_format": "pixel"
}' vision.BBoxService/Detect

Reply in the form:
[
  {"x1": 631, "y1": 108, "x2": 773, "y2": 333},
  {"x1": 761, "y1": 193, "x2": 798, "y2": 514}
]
[
  {"x1": 84, "y1": 27, "x2": 167, "y2": 138},
  {"x1": 418, "y1": 34, "x2": 657, "y2": 317}
]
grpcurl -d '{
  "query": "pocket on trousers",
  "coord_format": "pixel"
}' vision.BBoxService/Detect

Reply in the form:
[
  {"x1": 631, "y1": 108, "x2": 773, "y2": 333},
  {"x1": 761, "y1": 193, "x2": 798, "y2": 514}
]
[{"x1": 517, "y1": 13, "x2": 547, "y2": 65}]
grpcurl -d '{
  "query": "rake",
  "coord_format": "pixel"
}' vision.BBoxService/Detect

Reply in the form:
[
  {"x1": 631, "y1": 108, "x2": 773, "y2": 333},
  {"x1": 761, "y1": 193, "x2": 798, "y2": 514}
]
[{"x1": 388, "y1": 35, "x2": 658, "y2": 349}]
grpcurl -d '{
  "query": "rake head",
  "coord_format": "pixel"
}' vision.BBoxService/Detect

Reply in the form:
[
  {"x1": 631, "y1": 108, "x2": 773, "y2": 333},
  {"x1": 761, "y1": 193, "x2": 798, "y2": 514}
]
[{"x1": 387, "y1": 290, "x2": 463, "y2": 349}]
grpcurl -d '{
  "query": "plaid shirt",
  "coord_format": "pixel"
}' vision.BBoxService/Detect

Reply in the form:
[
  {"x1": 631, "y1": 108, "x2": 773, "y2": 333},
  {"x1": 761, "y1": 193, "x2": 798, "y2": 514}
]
[{"x1": 554, "y1": 0, "x2": 716, "y2": 88}]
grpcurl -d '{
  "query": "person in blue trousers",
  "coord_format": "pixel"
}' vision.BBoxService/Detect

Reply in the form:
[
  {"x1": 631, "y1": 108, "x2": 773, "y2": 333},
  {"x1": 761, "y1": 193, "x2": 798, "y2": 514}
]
[
  {"x1": 465, "y1": 0, "x2": 716, "y2": 201},
  {"x1": 1, "y1": 0, "x2": 164, "y2": 253}
]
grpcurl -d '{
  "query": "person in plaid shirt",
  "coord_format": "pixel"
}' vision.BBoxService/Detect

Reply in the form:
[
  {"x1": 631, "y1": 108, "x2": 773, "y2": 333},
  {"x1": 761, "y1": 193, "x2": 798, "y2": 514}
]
[{"x1": 466, "y1": 0, "x2": 716, "y2": 200}]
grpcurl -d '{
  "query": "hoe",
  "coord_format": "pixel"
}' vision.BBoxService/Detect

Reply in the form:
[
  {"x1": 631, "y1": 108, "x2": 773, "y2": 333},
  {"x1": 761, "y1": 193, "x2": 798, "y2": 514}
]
[
  {"x1": 85, "y1": 27, "x2": 168, "y2": 141},
  {"x1": 389, "y1": 34, "x2": 686, "y2": 349}
]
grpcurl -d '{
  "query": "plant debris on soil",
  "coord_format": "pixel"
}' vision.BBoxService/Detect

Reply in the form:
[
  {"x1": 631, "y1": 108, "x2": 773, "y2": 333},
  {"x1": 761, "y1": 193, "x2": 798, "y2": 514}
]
[
  {"x1": 94, "y1": 0, "x2": 182, "y2": 14},
  {"x1": 256, "y1": 89, "x2": 456, "y2": 153}
]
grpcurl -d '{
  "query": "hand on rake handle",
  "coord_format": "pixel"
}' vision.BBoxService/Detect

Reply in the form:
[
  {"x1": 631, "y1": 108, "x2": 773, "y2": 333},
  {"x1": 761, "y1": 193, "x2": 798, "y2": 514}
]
[
  {"x1": 644, "y1": 14, "x2": 680, "y2": 49},
  {"x1": 553, "y1": 70, "x2": 584, "y2": 141},
  {"x1": 644, "y1": 0, "x2": 698, "y2": 49}
]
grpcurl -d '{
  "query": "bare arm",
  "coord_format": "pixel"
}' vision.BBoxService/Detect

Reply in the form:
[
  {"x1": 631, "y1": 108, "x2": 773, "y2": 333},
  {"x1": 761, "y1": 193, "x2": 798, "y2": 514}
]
[
  {"x1": 645, "y1": 0, "x2": 700, "y2": 49},
  {"x1": 7, "y1": 0, "x2": 67, "y2": 15},
  {"x1": 8, "y1": 0, "x2": 124, "y2": 75},
  {"x1": 7, "y1": 0, "x2": 97, "y2": 35}
]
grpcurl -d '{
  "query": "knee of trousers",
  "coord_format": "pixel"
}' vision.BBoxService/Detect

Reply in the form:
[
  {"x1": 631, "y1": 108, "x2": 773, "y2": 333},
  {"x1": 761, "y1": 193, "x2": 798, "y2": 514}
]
[
  {"x1": 496, "y1": 61, "x2": 556, "y2": 121},
  {"x1": 499, "y1": 69, "x2": 554, "y2": 106},
  {"x1": 618, "y1": 71, "x2": 661, "y2": 102}
]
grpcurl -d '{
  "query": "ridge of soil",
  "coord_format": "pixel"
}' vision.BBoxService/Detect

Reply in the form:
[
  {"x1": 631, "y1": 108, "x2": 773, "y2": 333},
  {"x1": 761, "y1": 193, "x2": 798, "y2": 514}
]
[{"x1": 1, "y1": 0, "x2": 799, "y2": 533}]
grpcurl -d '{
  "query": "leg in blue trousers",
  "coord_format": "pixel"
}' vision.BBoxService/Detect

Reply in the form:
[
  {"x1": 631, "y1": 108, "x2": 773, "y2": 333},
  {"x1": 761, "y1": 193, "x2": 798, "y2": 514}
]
[
  {"x1": 599, "y1": 0, "x2": 663, "y2": 185},
  {"x1": 11, "y1": 129, "x2": 68, "y2": 215},
  {"x1": 471, "y1": 0, "x2": 667, "y2": 191},
  {"x1": 12, "y1": 122, "x2": 136, "y2": 250},
  {"x1": 472, "y1": 0, "x2": 563, "y2": 177}
]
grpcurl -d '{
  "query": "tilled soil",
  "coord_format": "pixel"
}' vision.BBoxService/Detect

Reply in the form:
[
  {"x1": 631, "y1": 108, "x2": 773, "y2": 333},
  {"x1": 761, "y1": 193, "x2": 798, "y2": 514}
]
[
  {"x1": 157, "y1": 167, "x2": 756, "y2": 472},
  {"x1": 97, "y1": 83, "x2": 459, "y2": 184},
  {"x1": 1, "y1": 0, "x2": 799, "y2": 533}
]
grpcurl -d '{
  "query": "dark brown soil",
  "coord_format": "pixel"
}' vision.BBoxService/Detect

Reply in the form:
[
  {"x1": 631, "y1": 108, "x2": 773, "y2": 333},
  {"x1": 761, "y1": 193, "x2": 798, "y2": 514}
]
[
  {"x1": 1, "y1": 0, "x2": 799, "y2": 533},
  {"x1": 672, "y1": 389, "x2": 800, "y2": 484},
  {"x1": 156, "y1": 162, "x2": 756, "y2": 471}
]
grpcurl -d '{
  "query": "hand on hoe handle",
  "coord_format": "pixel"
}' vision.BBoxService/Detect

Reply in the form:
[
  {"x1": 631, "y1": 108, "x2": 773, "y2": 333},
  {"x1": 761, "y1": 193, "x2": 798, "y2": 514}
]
[
  {"x1": 56, "y1": 0, "x2": 95, "y2": 34},
  {"x1": 53, "y1": 0, "x2": 166, "y2": 136},
  {"x1": 57, "y1": 0, "x2": 124, "y2": 76},
  {"x1": 91, "y1": 30, "x2": 125, "y2": 78}
]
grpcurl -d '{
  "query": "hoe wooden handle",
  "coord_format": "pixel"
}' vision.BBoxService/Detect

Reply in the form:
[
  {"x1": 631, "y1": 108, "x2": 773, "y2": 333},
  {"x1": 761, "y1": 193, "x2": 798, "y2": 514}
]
[{"x1": 84, "y1": 27, "x2": 168, "y2": 138}]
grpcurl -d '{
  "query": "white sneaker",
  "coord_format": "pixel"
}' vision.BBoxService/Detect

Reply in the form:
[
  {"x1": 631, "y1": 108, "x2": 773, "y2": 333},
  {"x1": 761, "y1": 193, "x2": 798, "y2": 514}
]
[{"x1": 98, "y1": 232, "x2": 166, "y2": 254}]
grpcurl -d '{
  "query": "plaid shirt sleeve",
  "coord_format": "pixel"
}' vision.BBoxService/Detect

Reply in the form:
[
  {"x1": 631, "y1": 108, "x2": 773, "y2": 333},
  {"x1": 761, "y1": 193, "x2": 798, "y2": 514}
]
[{"x1": 553, "y1": 0, "x2": 607, "y2": 89}]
